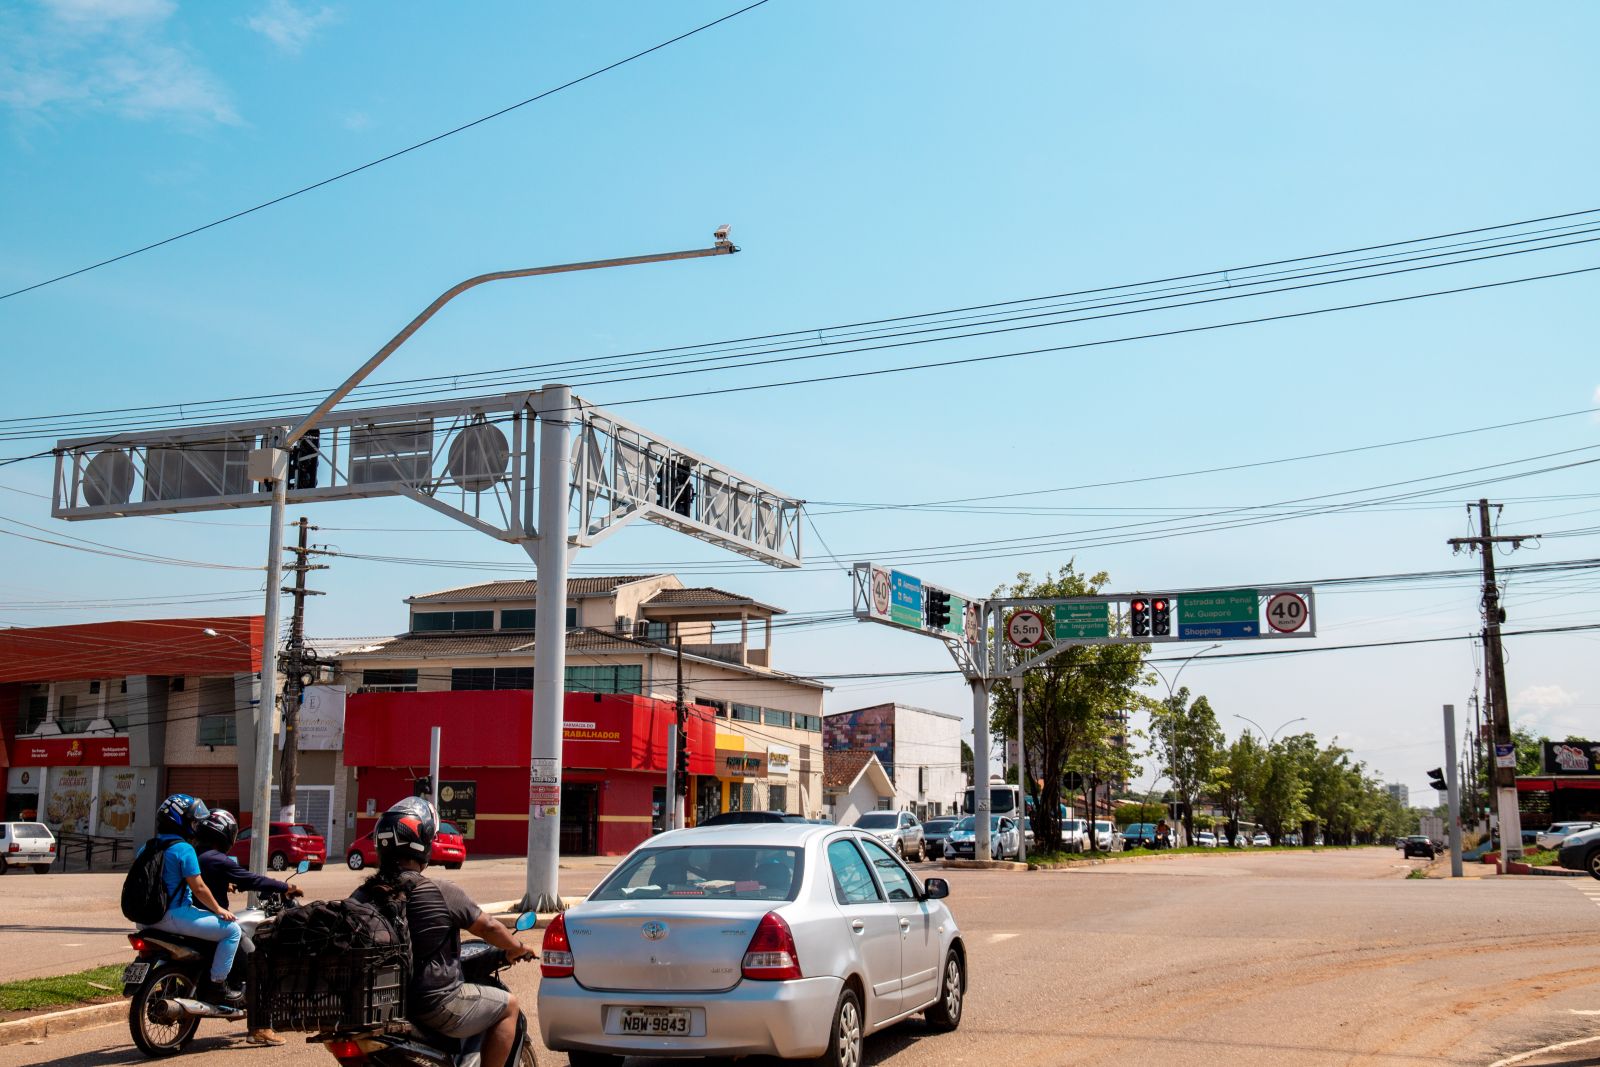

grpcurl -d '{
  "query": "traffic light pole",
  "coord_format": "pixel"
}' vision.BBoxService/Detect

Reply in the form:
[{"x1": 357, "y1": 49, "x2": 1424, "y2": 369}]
[{"x1": 1443, "y1": 704, "x2": 1463, "y2": 878}]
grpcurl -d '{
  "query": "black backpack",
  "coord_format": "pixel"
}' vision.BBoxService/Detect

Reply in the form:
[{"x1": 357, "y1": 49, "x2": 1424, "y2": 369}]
[{"x1": 122, "y1": 837, "x2": 177, "y2": 925}]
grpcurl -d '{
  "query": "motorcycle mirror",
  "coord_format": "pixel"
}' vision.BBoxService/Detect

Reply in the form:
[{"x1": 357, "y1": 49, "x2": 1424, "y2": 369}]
[
  {"x1": 513, "y1": 911, "x2": 540, "y2": 932},
  {"x1": 295, "y1": 860, "x2": 311, "y2": 876}
]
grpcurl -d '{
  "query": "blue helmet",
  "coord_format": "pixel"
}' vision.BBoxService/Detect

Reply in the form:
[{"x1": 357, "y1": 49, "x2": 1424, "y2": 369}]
[{"x1": 157, "y1": 793, "x2": 210, "y2": 836}]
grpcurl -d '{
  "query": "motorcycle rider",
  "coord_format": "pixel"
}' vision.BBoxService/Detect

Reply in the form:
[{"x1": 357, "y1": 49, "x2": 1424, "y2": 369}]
[
  {"x1": 193, "y1": 808, "x2": 303, "y2": 1045},
  {"x1": 137, "y1": 794, "x2": 243, "y2": 1007},
  {"x1": 352, "y1": 797, "x2": 533, "y2": 1067}
]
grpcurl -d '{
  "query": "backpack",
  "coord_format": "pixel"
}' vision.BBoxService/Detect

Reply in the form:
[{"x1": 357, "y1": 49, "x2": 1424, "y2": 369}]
[
  {"x1": 255, "y1": 895, "x2": 409, "y2": 964},
  {"x1": 122, "y1": 837, "x2": 177, "y2": 925}
]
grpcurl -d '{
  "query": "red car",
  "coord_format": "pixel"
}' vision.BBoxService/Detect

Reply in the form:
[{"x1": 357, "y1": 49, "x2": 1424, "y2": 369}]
[
  {"x1": 228, "y1": 822, "x2": 326, "y2": 871},
  {"x1": 346, "y1": 821, "x2": 467, "y2": 871}
]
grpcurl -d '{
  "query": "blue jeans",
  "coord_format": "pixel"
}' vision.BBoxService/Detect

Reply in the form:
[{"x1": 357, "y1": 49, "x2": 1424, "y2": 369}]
[{"x1": 147, "y1": 904, "x2": 242, "y2": 983}]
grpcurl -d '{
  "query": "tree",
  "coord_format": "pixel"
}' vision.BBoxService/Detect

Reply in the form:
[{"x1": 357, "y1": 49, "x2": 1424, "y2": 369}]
[
  {"x1": 989, "y1": 564, "x2": 1149, "y2": 853},
  {"x1": 1149, "y1": 687, "x2": 1224, "y2": 843},
  {"x1": 1213, "y1": 733, "x2": 1263, "y2": 843},
  {"x1": 1253, "y1": 738, "x2": 1310, "y2": 844},
  {"x1": 961, "y1": 739, "x2": 974, "y2": 783}
]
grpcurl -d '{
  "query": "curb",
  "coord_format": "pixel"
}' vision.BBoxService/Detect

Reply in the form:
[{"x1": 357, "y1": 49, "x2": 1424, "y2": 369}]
[
  {"x1": 488, "y1": 896, "x2": 586, "y2": 930},
  {"x1": 0, "y1": 1000, "x2": 123, "y2": 1047},
  {"x1": 940, "y1": 859, "x2": 1029, "y2": 872}
]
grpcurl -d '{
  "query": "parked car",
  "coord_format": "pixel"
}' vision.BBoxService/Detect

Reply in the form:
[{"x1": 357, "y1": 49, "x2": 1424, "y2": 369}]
[
  {"x1": 1402, "y1": 835, "x2": 1437, "y2": 859},
  {"x1": 348, "y1": 819, "x2": 467, "y2": 870},
  {"x1": 1059, "y1": 818, "x2": 1089, "y2": 851},
  {"x1": 1122, "y1": 823, "x2": 1161, "y2": 850},
  {"x1": 853, "y1": 811, "x2": 925, "y2": 861},
  {"x1": 922, "y1": 817, "x2": 958, "y2": 859},
  {"x1": 537, "y1": 822, "x2": 966, "y2": 1064},
  {"x1": 1194, "y1": 831, "x2": 1218, "y2": 848},
  {"x1": 1094, "y1": 820, "x2": 1120, "y2": 851},
  {"x1": 1536, "y1": 821, "x2": 1599, "y2": 852},
  {"x1": 1283, "y1": 833, "x2": 1302, "y2": 846},
  {"x1": 702, "y1": 811, "x2": 811, "y2": 826},
  {"x1": 1557, "y1": 824, "x2": 1600, "y2": 879},
  {"x1": 0, "y1": 821, "x2": 56, "y2": 874},
  {"x1": 228, "y1": 821, "x2": 325, "y2": 871},
  {"x1": 1252, "y1": 832, "x2": 1272, "y2": 847},
  {"x1": 945, "y1": 815, "x2": 1021, "y2": 861}
]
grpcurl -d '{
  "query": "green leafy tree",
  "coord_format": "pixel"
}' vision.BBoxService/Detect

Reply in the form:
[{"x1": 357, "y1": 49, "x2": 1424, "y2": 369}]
[
  {"x1": 1150, "y1": 687, "x2": 1224, "y2": 843},
  {"x1": 1213, "y1": 734, "x2": 1264, "y2": 843},
  {"x1": 1253, "y1": 737, "x2": 1310, "y2": 844},
  {"x1": 990, "y1": 564, "x2": 1149, "y2": 853}
]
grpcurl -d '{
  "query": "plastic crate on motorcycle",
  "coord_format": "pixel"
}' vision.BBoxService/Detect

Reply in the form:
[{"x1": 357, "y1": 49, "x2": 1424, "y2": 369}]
[{"x1": 248, "y1": 944, "x2": 408, "y2": 1032}]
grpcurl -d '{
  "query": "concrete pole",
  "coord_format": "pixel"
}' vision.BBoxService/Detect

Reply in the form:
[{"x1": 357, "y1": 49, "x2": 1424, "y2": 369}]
[
  {"x1": 1013, "y1": 676, "x2": 1025, "y2": 864},
  {"x1": 1444, "y1": 704, "x2": 1463, "y2": 878},
  {"x1": 250, "y1": 470, "x2": 286, "y2": 878},
  {"x1": 522, "y1": 385, "x2": 573, "y2": 914},
  {"x1": 664, "y1": 727, "x2": 679, "y2": 831},
  {"x1": 972, "y1": 677, "x2": 991, "y2": 861},
  {"x1": 429, "y1": 726, "x2": 441, "y2": 818}
]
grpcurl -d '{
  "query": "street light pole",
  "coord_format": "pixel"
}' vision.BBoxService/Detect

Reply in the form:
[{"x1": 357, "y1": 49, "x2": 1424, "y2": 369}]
[
  {"x1": 242, "y1": 235, "x2": 738, "y2": 879},
  {"x1": 1146, "y1": 644, "x2": 1220, "y2": 845},
  {"x1": 1234, "y1": 714, "x2": 1308, "y2": 745}
]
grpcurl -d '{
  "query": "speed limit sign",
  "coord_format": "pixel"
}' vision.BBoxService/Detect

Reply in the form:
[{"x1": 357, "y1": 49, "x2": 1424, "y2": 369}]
[
  {"x1": 1006, "y1": 610, "x2": 1046, "y2": 648},
  {"x1": 1265, "y1": 592, "x2": 1309, "y2": 633}
]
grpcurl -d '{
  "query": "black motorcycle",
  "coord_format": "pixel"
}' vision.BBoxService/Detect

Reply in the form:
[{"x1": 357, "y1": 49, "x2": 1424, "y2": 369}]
[
  {"x1": 310, "y1": 913, "x2": 539, "y2": 1067},
  {"x1": 123, "y1": 863, "x2": 308, "y2": 1057}
]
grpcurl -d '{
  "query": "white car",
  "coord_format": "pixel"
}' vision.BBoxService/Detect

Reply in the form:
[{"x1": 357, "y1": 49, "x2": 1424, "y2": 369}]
[
  {"x1": 1537, "y1": 821, "x2": 1599, "y2": 852},
  {"x1": 0, "y1": 822, "x2": 56, "y2": 874},
  {"x1": 1093, "y1": 820, "x2": 1120, "y2": 850},
  {"x1": 1194, "y1": 831, "x2": 1218, "y2": 848},
  {"x1": 1060, "y1": 818, "x2": 1089, "y2": 851},
  {"x1": 1252, "y1": 832, "x2": 1271, "y2": 847},
  {"x1": 852, "y1": 810, "x2": 925, "y2": 861},
  {"x1": 538, "y1": 823, "x2": 965, "y2": 1066},
  {"x1": 944, "y1": 815, "x2": 1021, "y2": 861}
]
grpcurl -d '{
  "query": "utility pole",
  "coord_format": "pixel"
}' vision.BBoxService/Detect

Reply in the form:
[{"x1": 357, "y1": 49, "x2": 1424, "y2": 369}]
[
  {"x1": 1444, "y1": 704, "x2": 1463, "y2": 878},
  {"x1": 1448, "y1": 499, "x2": 1537, "y2": 870},
  {"x1": 277, "y1": 517, "x2": 325, "y2": 822},
  {"x1": 664, "y1": 632, "x2": 686, "y2": 830}
]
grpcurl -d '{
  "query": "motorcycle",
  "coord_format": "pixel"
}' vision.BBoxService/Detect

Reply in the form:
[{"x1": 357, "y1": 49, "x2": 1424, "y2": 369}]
[
  {"x1": 310, "y1": 911, "x2": 540, "y2": 1067},
  {"x1": 124, "y1": 860, "x2": 310, "y2": 1057}
]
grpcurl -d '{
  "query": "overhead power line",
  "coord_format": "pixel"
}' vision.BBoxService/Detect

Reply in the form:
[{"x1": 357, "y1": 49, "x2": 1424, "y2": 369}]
[{"x1": 0, "y1": 1, "x2": 774, "y2": 302}]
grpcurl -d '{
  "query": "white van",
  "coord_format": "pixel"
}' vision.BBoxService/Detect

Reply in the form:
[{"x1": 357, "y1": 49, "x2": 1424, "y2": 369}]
[{"x1": 0, "y1": 822, "x2": 56, "y2": 874}]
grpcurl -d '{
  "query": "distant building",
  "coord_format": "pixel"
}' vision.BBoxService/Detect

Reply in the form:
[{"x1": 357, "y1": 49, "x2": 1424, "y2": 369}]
[
  {"x1": 823, "y1": 703, "x2": 967, "y2": 819},
  {"x1": 1385, "y1": 782, "x2": 1409, "y2": 807},
  {"x1": 822, "y1": 749, "x2": 895, "y2": 826}
]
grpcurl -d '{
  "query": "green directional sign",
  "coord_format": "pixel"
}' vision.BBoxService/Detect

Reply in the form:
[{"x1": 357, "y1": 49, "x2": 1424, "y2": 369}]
[
  {"x1": 1053, "y1": 601, "x2": 1110, "y2": 640},
  {"x1": 1178, "y1": 589, "x2": 1259, "y2": 639}
]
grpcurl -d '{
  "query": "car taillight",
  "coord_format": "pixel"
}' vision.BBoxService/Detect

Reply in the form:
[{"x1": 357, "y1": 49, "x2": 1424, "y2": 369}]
[
  {"x1": 324, "y1": 1038, "x2": 370, "y2": 1063},
  {"x1": 742, "y1": 912, "x2": 802, "y2": 980},
  {"x1": 128, "y1": 934, "x2": 149, "y2": 953},
  {"x1": 540, "y1": 912, "x2": 574, "y2": 978},
  {"x1": 47, "y1": 842, "x2": 55, "y2": 852}
]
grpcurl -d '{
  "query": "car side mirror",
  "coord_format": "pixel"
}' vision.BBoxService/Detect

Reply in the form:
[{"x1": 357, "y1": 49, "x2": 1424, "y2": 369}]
[
  {"x1": 514, "y1": 911, "x2": 540, "y2": 932},
  {"x1": 922, "y1": 877, "x2": 950, "y2": 900}
]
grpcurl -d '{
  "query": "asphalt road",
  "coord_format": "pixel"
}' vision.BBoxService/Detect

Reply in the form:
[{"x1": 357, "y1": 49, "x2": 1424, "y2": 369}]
[{"x1": 5, "y1": 848, "x2": 1598, "y2": 1066}]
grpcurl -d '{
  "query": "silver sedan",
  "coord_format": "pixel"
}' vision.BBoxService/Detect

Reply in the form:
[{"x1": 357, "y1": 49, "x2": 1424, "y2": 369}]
[{"x1": 537, "y1": 822, "x2": 967, "y2": 1067}]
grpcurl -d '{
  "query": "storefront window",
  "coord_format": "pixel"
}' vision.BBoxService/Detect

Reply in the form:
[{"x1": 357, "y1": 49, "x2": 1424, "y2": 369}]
[
  {"x1": 769, "y1": 784, "x2": 788, "y2": 813},
  {"x1": 196, "y1": 676, "x2": 237, "y2": 746},
  {"x1": 741, "y1": 784, "x2": 757, "y2": 811}
]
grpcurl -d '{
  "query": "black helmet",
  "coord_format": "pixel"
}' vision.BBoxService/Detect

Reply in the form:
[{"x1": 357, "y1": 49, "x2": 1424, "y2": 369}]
[
  {"x1": 157, "y1": 793, "x2": 210, "y2": 837},
  {"x1": 374, "y1": 796, "x2": 437, "y2": 867},
  {"x1": 195, "y1": 808, "x2": 239, "y2": 851}
]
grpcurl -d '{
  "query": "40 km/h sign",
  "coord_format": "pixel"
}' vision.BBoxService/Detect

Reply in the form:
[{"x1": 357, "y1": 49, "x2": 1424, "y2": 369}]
[{"x1": 1266, "y1": 591, "x2": 1310, "y2": 633}]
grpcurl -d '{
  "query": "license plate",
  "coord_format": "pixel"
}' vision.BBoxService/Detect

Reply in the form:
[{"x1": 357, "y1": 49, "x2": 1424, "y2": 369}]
[
  {"x1": 618, "y1": 1007, "x2": 690, "y2": 1035},
  {"x1": 122, "y1": 962, "x2": 150, "y2": 986}
]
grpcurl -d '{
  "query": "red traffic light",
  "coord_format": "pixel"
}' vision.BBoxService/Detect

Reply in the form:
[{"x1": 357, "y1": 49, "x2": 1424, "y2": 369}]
[
  {"x1": 1152, "y1": 599, "x2": 1168, "y2": 611},
  {"x1": 1131, "y1": 599, "x2": 1147, "y2": 612}
]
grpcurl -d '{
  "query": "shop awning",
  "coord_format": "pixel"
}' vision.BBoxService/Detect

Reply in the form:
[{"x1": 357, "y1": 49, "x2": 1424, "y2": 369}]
[{"x1": 1517, "y1": 777, "x2": 1600, "y2": 792}]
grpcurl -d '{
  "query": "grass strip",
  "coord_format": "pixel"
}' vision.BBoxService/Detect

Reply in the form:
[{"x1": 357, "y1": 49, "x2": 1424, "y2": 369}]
[
  {"x1": 1026, "y1": 844, "x2": 1373, "y2": 867},
  {"x1": 0, "y1": 964, "x2": 124, "y2": 1013}
]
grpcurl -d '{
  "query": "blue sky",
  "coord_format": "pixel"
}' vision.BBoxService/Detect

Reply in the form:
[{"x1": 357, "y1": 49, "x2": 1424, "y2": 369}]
[{"x1": 2, "y1": 1, "x2": 1597, "y2": 799}]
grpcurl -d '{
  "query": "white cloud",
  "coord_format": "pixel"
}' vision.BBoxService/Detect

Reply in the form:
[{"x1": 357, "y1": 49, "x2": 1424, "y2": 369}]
[
  {"x1": 0, "y1": 1, "x2": 236, "y2": 126},
  {"x1": 341, "y1": 110, "x2": 370, "y2": 131},
  {"x1": 246, "y1": 0, "x2": 335, "y2": 54},
  {"x1": 1516, "y1": 684, "x2": 1577, "y2": 710}
]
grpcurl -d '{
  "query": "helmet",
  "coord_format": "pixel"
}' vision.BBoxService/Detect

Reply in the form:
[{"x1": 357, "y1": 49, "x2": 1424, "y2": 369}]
[
  {"x1": 157, "y1": 793, "x2": 210, "y2": 837},
  {"x1": 374, "y1": 796, "x2": 437, "y2": 867},
  {"x1": 195, "y1": 808, "x2": 239, "y2": 852}
]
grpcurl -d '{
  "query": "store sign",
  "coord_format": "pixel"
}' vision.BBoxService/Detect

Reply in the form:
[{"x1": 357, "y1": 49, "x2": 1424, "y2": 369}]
[
  {"x1": 716, "y1": 748, "x2": 768, "y2": 778},
  {"x1": 19, "y1": 737, "x2": 130, "y2": 765},
  {"x1": 1544, "y1": 740, "x2": 1600, "y2": 775},
  {"x1": 437, "y1": 780, "x2": 478, "y2": 839},
  {"x1": 767, "y1": 746, "x2": 792, "y2": 778},
  {"x1": 563, "y1": 720, "x2": 621, "y2": 742},
  {"x1": 296, "y1": 686, "x2": 347, "y2": 751},
  {"x1": 8, "y1": 767, "x2": 39, "y2": 792}
]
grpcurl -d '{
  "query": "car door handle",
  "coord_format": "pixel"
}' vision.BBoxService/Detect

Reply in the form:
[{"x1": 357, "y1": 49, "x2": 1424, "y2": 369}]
[
  {"x1": 899, "y1": 918, "x2": 911, "y2": 929},
  {"x1": 851, "y1": 920, "x2": 865, "y2": 932}
]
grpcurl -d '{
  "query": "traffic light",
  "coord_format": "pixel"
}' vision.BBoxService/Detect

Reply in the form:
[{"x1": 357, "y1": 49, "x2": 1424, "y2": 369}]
[
  {"x1": 1427, "y1": 767, "x2": 1446, "y2": 792},
  {"x1": 286, "y1": 429, "x2": 319, "y2": 490},
  {"x1": 1151, "y1": 596, "x2": 1172, "y2": 637},
  {"x1": 655, "y1": 458, "x2": 695, "y2": 517},
  {"x1": 1130, "y1": 597, "x2": 1151, "y2": 638},
  {"x1": 675, "y1": 735, "x2": 691, "y2": 797},
  {"x1": 926, "y1": 589, "x2": 951, "y2": 630},
  {"x1": 414, "y1": 775, "x2": 432, "y2": 799}
]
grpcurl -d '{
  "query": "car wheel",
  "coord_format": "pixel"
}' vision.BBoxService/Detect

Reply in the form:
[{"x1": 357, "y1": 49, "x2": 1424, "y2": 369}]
[
  {"x1": 268, "y1": 852, "x2": 288, "y2": 872},
  {"x1": 0, "y1": 857, "x2": 8, "y2": 874},
  {"x1": 445, "y1": 862, "x2": 463, "y2": 870},
  {"x1": 925, "y1": 948, "x2": 965, "y2": 1031},
  {"x1": 1587, "y1": 849, "x2": 1600, "y2": 880},
  {"x1": 33, "y1": 864, "x2": 51, "y2": 874},
  {"x1": 567, "y1": 1052, "x2": 623, "y2": 1067},
  {"x1": 894, "y1": 839, "x2": 905, "y2": 858},
  {"x1": 808, "y1": 986, "x2": 864, "y2": 1067},
  {"x1": 346, "y1": 850, "x2": 365, "y2": 871}
]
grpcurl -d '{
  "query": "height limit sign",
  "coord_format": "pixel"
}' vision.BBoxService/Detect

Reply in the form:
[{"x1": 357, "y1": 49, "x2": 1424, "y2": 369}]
[{"x1": 1006, "y1": 610, "x2": 1045, "y2": 648}]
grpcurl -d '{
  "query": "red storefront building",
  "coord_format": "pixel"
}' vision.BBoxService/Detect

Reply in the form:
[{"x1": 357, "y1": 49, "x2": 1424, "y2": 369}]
[{"x1": 344, "y1": 689, "x2": 716, "y2": 856}]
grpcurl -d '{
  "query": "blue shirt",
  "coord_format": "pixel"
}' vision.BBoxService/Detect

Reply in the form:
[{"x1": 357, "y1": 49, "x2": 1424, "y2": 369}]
[{"x1": 157, "y1": 834, "x2": 200, "y2": 912}]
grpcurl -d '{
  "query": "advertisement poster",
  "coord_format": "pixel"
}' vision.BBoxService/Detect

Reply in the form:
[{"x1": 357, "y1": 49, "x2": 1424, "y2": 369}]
[
  {"x1": 46, "y1": 766, "x2": 93, "y2": 834},
  {"x1": 295, "y1": 686, "x2": 347, "y2": 751},
  {"x1": 438, "y1": 780, "x2": 477, "y2": 840},
  {"x1": 98, "y1": 768, "x2": 140, "y2": 837}
]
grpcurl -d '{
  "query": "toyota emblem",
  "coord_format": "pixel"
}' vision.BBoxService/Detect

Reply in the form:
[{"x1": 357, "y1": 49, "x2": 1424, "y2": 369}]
[{"x1": 641, "y1": 920, "x2": 669, "y2": 941}]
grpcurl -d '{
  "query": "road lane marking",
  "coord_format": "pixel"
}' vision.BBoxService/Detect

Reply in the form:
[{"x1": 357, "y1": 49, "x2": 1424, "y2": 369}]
[
  {"x1": 988, "y1": 933, "x2": 1019, "y2": 943},
  {"x1": 1568, "y1": 1010, "x2": 1600, "y2": 1015},
  {"x1": 1490, "y1": 1032, "x2": 1600, "y2": 1066}
]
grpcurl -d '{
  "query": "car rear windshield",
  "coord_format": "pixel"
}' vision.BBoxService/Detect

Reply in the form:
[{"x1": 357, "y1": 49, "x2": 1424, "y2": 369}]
[
  {"x1": 13, "y1": 823, "x2": 50, "y2": 838},
  {"x1": 855, "y1": 813, "x2": 898, "y2": 829},
  {"x1": 289, "y1": 824, "x2": 319, "y2": 837},
  {"x1": 439, "y1": 822, "x2": 460, "y2": 835},
  {"x1": 593, "y1": 846, "x2": 802, "y2": 902},
  {"x1": 925, "y1": 819, "x2": 955, "y2": 832}
]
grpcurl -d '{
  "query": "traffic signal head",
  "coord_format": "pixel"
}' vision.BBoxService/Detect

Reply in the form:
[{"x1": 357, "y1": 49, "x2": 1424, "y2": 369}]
[
  {"x1": 675, "y1": 740, "x2": 691, "y2": 796},
  {"x1": 926, "y1": 589, "x2": 951, "y2": 630},
  {"x1": 1130, "y1": 598, "x2": 1151, "y2": 638},
  {"x1": 414, "y1": 775, "x2": 432, "y2": 798},
  {"x1": 1151, "y1": 596, "x2": 1172, "y2": 637},
  {"x1": 1426, "y1": 767, "x2": 1446, "y2": 792}
]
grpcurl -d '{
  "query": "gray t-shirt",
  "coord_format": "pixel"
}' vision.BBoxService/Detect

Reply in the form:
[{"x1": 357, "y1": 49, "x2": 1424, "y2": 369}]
[{"x1": 356, "y1": 874, "x2": 482, "y2": 1013}]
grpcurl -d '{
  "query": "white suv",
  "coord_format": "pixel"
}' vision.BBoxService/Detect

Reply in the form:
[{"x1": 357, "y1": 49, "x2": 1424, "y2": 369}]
[
  {"x1": 852, "y1": 810, "x2": 925, "y2": 860},
  {"x1": 0, "y1": 822, "x2": 56, "y2": 874},
  {"x1": 1537, "y1": 821, "x2": 1598, "y2": 852}
]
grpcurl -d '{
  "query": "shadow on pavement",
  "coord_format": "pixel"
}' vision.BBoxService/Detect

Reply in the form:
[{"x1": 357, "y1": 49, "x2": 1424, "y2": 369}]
[{"x1": 4, "y1": 1035, "x2": 241, "y2": 1067}]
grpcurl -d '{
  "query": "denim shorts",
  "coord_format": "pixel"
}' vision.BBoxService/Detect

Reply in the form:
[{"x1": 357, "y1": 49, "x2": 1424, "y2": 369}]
[{"x1": 415, "y1": 983, "x2": 510, "y2": 1038}]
